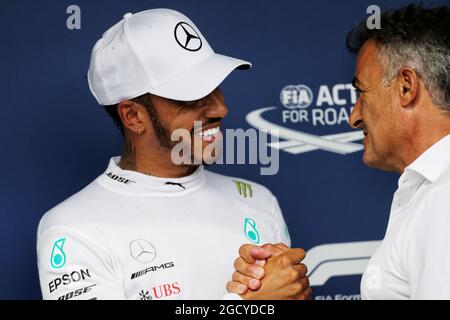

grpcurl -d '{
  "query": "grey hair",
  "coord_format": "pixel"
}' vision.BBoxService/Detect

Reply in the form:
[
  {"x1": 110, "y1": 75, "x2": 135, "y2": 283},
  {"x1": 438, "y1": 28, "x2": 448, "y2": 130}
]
[
  {"x1": 347, "y1": 4, "x2": 450, "y2": 115},
  {"x1": 377, "y1": 39, "x2": 450, "y2": 115}
]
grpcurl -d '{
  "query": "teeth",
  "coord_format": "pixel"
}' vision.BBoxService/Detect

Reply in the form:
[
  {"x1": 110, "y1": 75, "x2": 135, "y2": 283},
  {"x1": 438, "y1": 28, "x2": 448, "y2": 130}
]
[
  {"x1": 202, "y1": 127, "x2": 220, "y2": 137},
  {"x1": 193, "y1": 126, "x2": 220, "y2": 138}
]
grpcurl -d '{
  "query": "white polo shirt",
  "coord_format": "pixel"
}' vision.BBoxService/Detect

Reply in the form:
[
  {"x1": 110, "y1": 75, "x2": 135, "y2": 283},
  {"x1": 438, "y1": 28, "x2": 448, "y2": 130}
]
[
  {"x1": 361, "y1": 134, "x2": 450, "y2": 299},
  {"x1": 37, "y1": 157, "x2": 290, "y2": 300}
]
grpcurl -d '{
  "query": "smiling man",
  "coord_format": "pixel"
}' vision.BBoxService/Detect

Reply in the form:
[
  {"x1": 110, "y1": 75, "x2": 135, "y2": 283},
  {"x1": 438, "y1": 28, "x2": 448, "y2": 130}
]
[
  {"x1": 347, "y1": 4, "x2": 450, "y2": 299},
  {"x1": 36, "y1": 9, "x2": 309, "y2": 300},
  {"x1": 226, "y1": 4, "x2": 450, "y2": 300}
]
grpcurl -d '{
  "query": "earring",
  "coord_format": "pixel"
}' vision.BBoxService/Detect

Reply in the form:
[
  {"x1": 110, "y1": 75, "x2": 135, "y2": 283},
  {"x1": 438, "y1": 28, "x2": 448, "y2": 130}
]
[{"x1": 138, "y1": 128, "x2": 145, "y2": 135}]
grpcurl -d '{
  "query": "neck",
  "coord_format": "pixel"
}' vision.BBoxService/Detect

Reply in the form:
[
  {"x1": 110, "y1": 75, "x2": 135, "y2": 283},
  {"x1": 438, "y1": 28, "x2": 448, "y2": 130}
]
[
  {"x1": 396, "y1": 113, "x2": 450, "y2": 173},
  {"x1": 118, "y1": 136, "x2": 198, "y2": 178}
]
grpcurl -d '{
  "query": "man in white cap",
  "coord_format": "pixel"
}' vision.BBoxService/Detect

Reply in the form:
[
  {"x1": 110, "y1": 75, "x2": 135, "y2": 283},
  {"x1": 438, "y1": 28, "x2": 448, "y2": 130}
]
[{"x1": 36, "y1": 9, "x2": 309, "y2": 300}]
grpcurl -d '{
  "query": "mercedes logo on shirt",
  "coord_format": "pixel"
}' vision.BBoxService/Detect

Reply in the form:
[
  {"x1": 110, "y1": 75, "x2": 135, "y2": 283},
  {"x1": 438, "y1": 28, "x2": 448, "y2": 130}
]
[
  {"x1": 129, "y1": 239, "x2": 157, "y2": 263},
  {"x1": 174, "y1": 22, "x2": 202, "y2": 51}
]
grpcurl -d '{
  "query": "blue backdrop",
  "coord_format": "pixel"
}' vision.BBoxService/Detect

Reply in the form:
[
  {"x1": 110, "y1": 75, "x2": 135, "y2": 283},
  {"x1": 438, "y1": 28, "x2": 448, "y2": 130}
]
[{"x1": 1, "y1": 0, "x2": 447, "y2": 299}]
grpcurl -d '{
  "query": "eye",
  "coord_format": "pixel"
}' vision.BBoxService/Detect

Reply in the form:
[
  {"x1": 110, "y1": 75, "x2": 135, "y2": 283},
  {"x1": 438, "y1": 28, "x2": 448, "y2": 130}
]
[
  {"x1": 171, "y1": 99, "x2": 196, "y2": 110},
  {"x1": 195, "y1": 99, "x2": 206, "y2": 108},
  {"x1": 183, "y1": 99, "x2": 206, "y2": 109},
  {"x1": 170, "y1": 99, "x2": 187, "y2": 107}
]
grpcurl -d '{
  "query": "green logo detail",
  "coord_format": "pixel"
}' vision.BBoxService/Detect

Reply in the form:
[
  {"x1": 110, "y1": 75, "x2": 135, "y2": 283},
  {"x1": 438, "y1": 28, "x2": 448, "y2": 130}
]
[
  {"x1": 233, "y1": 180, "x2": 253, "y2": 198},
  {"x1": 244, "y1": 218, "x2": 260, "y2": 244},
  {"x1": 50, "y1": 238, "x2": 67, "y2": 269}
]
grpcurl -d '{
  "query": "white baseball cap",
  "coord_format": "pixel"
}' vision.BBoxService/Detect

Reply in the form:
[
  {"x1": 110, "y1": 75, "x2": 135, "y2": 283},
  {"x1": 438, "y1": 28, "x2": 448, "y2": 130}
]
[{"x1": 88, "y1": 8, "x2": 252, "y2": 105}]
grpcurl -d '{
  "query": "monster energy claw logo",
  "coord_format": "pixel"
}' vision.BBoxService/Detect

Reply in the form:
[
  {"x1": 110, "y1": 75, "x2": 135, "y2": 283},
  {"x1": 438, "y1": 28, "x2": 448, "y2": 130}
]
[
  {"x1": 244, "y1": 218, "x2": 260, "y2": 244},
  {"x1": 233, "y1": 180, "x2": 253, "y2": 198},
  {"x1": 50, "y1": 238, "x2": 67, "y2": 269}
]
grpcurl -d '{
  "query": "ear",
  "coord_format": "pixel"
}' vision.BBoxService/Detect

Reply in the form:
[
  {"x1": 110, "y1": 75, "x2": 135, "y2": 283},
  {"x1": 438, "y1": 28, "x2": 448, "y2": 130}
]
[
  {"x1": 117, "y1": 100, "x2": 145, "y2": 135},
  {"x1": 398, "y1": 68, "x2": 419, "y2": 108}
]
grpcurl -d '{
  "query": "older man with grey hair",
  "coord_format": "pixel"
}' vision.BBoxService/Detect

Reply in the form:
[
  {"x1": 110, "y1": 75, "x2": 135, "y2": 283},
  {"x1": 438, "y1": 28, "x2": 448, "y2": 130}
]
[{"x1": 226, "y1": 4, "x2": 450, "y2": 300}]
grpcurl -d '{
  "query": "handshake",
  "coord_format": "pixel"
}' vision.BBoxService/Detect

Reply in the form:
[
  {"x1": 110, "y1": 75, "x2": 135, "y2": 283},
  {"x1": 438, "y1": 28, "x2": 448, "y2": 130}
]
[{"x1": 226, "y1": 243, "x2": 312, "y2": 300}]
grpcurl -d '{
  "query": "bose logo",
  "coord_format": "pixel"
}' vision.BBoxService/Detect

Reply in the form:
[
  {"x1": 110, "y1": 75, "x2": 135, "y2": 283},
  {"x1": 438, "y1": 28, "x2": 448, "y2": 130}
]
[{"x1": 106, "y1": 172, "x2": 135, "y2": 185}]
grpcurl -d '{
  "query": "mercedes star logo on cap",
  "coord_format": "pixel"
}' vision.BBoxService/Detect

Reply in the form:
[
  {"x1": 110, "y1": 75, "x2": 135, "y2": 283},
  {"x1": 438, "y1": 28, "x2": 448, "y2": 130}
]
[
  {"x1": 129, "y1": 239, "x2": 157, "y2": 263},
  {"x1": 174, "y1": 22, "x2": 202, "y2": 51}
]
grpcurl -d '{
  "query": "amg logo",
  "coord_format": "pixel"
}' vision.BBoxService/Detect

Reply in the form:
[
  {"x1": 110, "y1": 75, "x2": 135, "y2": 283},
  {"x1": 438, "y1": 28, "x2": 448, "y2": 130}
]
[
  {"x1": 106, "y1": 172, "x2": 135, "y2": 185},
  {"x1": 131, "y1": 262, "x2": 175, "y2": 280}
]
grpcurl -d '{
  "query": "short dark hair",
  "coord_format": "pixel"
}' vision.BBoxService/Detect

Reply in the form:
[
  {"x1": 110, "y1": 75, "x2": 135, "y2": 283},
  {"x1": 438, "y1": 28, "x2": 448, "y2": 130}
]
[
  {"x1": 347, "y1": 4, "x2": 450, "y2": 113},
  {"x1": 102, "y1": 94, "x2": 173, "y2": 149},
  {"x1": 102, "y1": 93, "x2": 154, "y2": 136}
]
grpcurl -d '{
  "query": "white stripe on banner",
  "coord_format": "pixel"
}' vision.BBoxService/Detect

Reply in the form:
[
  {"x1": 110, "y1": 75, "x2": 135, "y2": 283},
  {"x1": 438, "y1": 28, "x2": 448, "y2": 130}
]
[
  {"x1": 246, "y1": 107, "x2": 364, "y2": 155},
  {"x1": 303, "y1": 241, "x2": 381, "y2": 286}
]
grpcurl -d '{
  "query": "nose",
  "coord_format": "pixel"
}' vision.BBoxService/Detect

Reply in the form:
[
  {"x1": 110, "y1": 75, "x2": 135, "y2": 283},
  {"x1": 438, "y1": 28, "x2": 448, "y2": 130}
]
[
  {"x1": 203, "y1": 89, "x2": 228, "y2": 119},
  {"x1": 349, "y1": 99, "x2": 363, "y2": 129}
]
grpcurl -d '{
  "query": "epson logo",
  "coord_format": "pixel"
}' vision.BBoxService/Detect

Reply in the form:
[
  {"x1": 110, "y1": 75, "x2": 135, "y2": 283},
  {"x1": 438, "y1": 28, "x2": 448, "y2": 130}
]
[
  {"x1": 49, "y1": 269, "x2": 91, "y2": 293},
  {"x1": 106, "y1": 172, "x2": 135, "y2": 185},
  {"x1": 131, "y1": 262, "x2": 175, "y2": 280}
]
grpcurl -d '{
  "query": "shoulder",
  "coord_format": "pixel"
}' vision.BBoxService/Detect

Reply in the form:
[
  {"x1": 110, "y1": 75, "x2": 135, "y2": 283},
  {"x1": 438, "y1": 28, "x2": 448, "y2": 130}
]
[
  {"x1": 399, "y1": 174, "x2": 450, "y2": 272},
  {"x1": 405, "y1": 175, "x2": 450, "y2": 233},
  {"x1": 36, "y1": 179, "x2": 120, "y2": 263},
  {"x1": 37, "y1": 178, "x2": 111, "y2": 239},
  {"x1": 416, "y1": 176, "x2": 450, "y2": 212}
]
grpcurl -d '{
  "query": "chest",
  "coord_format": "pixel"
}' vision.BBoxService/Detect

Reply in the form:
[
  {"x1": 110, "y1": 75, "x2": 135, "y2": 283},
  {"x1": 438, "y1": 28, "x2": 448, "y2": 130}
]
[
  {"x1": 361, "y1": 206, "x2": 416, "y2": 300},
  {"x1": 104, "y1": 198, "x2": 279, "y2": 299}
]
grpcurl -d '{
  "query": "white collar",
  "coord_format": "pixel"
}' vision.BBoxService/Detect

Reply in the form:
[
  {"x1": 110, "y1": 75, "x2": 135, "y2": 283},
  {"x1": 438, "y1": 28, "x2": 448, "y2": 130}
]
[
  {"x1": 404, "y1": 134, "x2": 450, "y2": 183},
  {"x1": 96, "y1": 157, "x2": 205, "y2": 197}
]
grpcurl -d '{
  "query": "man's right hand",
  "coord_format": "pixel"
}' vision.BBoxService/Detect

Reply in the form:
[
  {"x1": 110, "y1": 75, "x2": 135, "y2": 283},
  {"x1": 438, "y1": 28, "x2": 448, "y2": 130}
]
[{"x1": 226, "y1": 243, "x2": 311, "y2": 300}]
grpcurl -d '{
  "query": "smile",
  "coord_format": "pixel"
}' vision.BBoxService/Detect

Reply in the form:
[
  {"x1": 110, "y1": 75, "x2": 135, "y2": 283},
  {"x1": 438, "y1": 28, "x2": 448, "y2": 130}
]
[{"x1": 194, "y1": 126, "x2": 221, "y2": 142}]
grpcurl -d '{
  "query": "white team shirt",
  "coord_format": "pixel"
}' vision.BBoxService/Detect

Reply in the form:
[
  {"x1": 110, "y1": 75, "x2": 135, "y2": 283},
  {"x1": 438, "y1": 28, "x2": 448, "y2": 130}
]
[
  {"x1": 37, "y1": 157, "x2": 290, "y2": 300},
  {"x1": 361, "y1": 134, "x2": 450, "y2": 299}
]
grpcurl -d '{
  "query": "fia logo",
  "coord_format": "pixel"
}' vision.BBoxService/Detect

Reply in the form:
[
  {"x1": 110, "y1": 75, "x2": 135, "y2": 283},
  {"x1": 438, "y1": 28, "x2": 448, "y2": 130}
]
[{"x1": 280, "y1": 85, "x2": 313, "y2": 109}]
